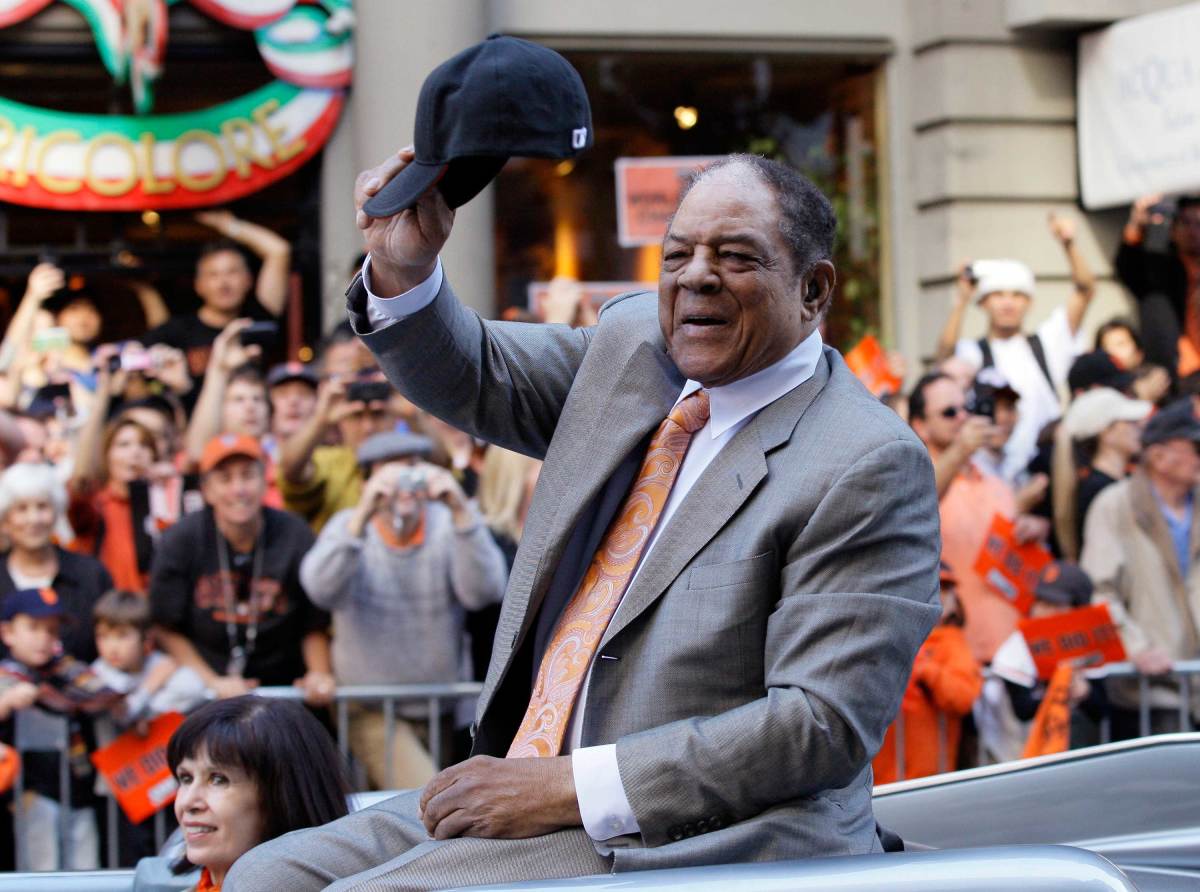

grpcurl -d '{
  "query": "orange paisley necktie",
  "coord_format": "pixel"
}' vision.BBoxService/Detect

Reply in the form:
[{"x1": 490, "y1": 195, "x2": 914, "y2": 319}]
[{"x1": 507, "y1": 389, "x2": 710, "y2": 758}]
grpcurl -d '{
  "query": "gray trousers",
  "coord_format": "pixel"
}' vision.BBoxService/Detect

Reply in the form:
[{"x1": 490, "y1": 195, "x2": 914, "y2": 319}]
[{"x1": 223, "y1": 790, "x2": 611, "y2": 891}]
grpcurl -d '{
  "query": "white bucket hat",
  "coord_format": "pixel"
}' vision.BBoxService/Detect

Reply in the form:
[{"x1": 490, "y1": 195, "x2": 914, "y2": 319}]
[{"x1": 973, "y1": 259, "x2": 1036, "y2": 304}]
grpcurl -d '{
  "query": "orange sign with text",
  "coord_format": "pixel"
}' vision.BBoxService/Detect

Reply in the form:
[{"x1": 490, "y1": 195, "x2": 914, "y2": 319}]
[
  {"x1": 91, "y1": 712, "x2": 185, "y2": 824},
  {"x1": 844, "y1": 334, "x2": 902, "y2": 396},
  {"x1": 1019, "y1": 603, "x2": 1126, "y2": 681},
  {"x1": 973, "y1": 514, "x2": 1053, "y2": 615},
  {"x1": 614, "y1": 156, "x2": 717, "y2": 247}
]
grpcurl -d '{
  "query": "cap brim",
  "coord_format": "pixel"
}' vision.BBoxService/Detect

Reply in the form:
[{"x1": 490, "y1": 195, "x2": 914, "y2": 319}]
[{"x1": 363, "y1": 156, "x2": 509, "y2": 218}]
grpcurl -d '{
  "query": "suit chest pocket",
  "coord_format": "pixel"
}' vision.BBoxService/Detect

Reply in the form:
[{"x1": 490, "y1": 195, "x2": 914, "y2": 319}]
[{"x1": 687, "y1": 551, "x2": 774, "y2": 590}]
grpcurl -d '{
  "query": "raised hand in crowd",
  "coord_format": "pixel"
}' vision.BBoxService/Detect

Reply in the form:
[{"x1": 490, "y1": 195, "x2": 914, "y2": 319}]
[
  {"x1": 0, "y1": 262, "x2": 65, "y2": 398},
  {"x1": 932, "y1": 414, "x2": 995, "y2": 497},
  {"x1": 1125, "y1": 192, "x2": 1166, "y2": 239},
  {"x1": 934, "y1": 261, "x2": 976, "y2": 361},
  {"x1": 421, "y1": 463, "x2": 475, "y2": 528},
  {"x1": 356, "y1": 146, "x2": 454, "y2": 296},
  {"x1": 184, "y1": 318, "x2": 262, "y2": 466},
  {"x1": 346, "y1": 461, "x2": 405, "y2": 537},
  {"x1": 195, "y1": 209, "x2": 293, "y2": 317},
  {"x1": 542, "y1": 277, "x2": 598, "y2": 328},
  {"x1": 146, "y1": 344, "x2": 192, "y2": 395},
  {"x1": 1048, "y1": 211, "x2": 1097, "y2": 335}
]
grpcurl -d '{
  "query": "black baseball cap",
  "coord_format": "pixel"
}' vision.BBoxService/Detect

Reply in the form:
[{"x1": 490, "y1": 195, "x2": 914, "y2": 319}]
[
  {"x1": 1, "y1": 588, "x2": 65, "y2": 622},
  {"x1": 1034, "y1": 561, "x2": 1093, "y2": 608},
  {"x1": 1141, "y1": 398, "x2": 1200, "y2": 447},
  {"x1": 267, "y1": 362, "x2": 318, "y2": 390},
  {"x1": 363, "y1": 35, "x2": 593, "y2": 218},
  {"x1": 1068, "y1": 350, "x2": 1135, "y2": 394}
]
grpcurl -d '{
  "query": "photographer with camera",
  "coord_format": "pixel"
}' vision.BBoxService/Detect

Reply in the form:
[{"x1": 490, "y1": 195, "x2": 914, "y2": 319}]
[
  {"x1": 910, "y1": 371, "x2": 1050, "y2": 664},
  {"x1": 278, "y1": 369, "x2": 397, "y2": 532},
  {"x1": 934, "y1": 214, "x2": 1095, "y2": 482},
  {"x1": 1115, "y1": 194, "x2": 1200, "y2": 377},
  {"x1": 300, "y1": 431, "x2": 507, "y2": 788}
]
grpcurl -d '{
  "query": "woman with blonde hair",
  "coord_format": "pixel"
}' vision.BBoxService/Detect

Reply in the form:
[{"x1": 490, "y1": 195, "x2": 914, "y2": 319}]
[{"x1": 1053, "y1": 388, "x2": 1152, "y2": 560}]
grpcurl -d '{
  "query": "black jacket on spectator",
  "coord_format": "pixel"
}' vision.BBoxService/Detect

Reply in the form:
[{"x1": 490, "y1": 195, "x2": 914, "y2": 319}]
[
  {"x1": 0, "y1": 547, "x2": 113, "y2": 664},
  {"x1": 1114, "y1": 240, "x2": 1189, "y2": 372},
  {"x1": 149, "y1": 507, "x2": 327, "y2": 686}
]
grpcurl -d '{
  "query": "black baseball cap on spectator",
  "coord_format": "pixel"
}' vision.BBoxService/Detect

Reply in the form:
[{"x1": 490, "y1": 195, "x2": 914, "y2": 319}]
[
  {"x1": 1141, "y1": 398, "x2": 1200, "y2": 447},
  {"x1": 267, "y1": 362, "x2": 319, "y2": 391},
  {"x1": 1068, "y1": 350, "x2": 1135, "y2": 395},
  {"x1": 1, "y1": 587, "x2": 65, "y2": 622},
  {"x1": 362, "y1": 35, "x2": 593, "y2": 218},
  {"x1": 1034, "y1": 561, "x2": 1093, "y2": 608}
]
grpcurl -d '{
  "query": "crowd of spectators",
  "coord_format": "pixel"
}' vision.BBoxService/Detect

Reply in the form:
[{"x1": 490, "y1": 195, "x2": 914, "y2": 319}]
[
  {"x1": 873, "y1": 199, "x2": 1200, "y2": 785},
  {"x1": 0, "y1": 192, "x2": 1198, "y2": 872},
  {"x1": 0, "y1": 211, "x2": 544, "y2": 871}
]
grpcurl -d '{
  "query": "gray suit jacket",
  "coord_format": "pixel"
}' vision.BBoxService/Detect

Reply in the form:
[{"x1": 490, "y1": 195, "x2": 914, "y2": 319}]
[{"x1": 346, "y1": 275, "x2": 941, "y2": 871}]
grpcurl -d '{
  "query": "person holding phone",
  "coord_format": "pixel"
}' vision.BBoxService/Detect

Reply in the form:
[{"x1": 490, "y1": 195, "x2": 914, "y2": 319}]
[
  {"x1": 277, "y1": 370, "x2": 398, "y2": 533},
  {"x1": 1115, "y1": 193, "x2": 1200, "y2": 378}
]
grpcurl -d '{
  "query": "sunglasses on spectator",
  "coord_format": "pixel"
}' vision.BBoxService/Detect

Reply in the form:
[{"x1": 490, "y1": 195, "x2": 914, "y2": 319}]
[{"x1": 939, "y1": 405, "x2": 966, "y2": 419}]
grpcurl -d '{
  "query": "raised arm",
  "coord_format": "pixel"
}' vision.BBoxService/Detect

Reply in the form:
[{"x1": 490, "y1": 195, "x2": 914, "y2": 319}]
[
  {"x1": 352, "y1": 149, "x2": 591, "y2": 458},
  {"x1": 1049, "y1": 212, "x2": 1096, "y2": 335},
  {"x1": 195, "y1": 210, "x2": 292, "y2": 316},
  {"x1": 0, "y1": 263, "x2": 64, "y2": 373},
  {"x1": 934, "y1": 263, "x2": 975, "y2": 362},
  {"x1": 70, "y1": 345, "x2": 119, "y2": 489},
  {"x1": 183, "y1": 318, "x2": 260, "y2": 466},
  {"x1": 129, "y1": 281, "x2": 170, "y2": 330}
]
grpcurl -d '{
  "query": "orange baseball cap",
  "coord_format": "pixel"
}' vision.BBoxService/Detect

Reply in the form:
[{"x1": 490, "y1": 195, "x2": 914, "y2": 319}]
[{"x1": 199, "y1": 433, "x2": 264, "y2": 474}]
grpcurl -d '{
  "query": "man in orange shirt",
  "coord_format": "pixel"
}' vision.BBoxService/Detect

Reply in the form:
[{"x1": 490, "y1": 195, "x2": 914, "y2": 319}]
[{"x1": 909, "y1": 372, "x2": 1051, "y2": 662}]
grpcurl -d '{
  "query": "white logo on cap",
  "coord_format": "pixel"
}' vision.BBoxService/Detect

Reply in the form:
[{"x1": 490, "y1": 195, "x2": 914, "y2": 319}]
[{"x1": 572, "y1": 127, "x2": 588, "y2": 149}]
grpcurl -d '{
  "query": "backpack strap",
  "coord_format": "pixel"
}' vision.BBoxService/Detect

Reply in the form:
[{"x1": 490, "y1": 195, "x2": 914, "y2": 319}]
[
  {"x1": 1026, "y1": 333, "x2": 1056, "y2": 392},
  {"x1": 977, "y1": 338, "x2": 995, "y2": 369}
]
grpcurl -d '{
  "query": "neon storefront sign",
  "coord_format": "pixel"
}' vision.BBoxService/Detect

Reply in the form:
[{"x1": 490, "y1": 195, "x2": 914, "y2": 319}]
[{"x1": 0, "y1": 0, "x2": 352, "y2": 210}]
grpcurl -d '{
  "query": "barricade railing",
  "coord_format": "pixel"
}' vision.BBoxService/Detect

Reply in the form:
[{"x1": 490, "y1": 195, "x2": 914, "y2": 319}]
[
  {"x1": 887, "y1": 659, "x2": 1200, "y2": 784},
  {"x1": 11, "y1": 681, "x2": 484, "y2": 871}
]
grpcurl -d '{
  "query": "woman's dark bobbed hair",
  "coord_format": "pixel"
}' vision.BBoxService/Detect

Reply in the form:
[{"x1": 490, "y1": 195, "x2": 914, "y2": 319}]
[{"x1": 168, "y1": 695, "x2": 351, "y2": 846}]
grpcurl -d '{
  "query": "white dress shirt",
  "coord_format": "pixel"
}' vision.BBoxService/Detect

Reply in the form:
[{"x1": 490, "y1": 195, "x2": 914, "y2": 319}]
[{"x1": 361, "y1": 255, "x2": 824, "y2": 841}]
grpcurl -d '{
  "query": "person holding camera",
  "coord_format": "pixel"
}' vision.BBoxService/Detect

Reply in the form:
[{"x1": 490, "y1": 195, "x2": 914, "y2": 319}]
[
  {"x1": 1115, "y1": 194, "x2": 1200, "y2": 378},
  {"x1": 278, "y1": 369, "x2": 397, "y2": 532},
  {"x1": 934, "y1": 213, "x2": 1096, "y2": 482},
  {"x1": 300, "y1": 431, "x2": 507, "y2": 788},
  {"x1": 909, "y1": 371, "x2": 1050, "y2": 664}
]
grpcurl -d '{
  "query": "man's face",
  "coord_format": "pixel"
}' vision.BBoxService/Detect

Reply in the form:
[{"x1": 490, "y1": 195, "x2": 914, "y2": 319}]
[
  {"x1": 337, "y1": 401, "x2": 392, "y2": 451},
  {"x1": 201, "y1": 456, "x2": 266, "y2": 526},
  {"x1": 913, "y1": 378, "x2": 968, "y2": 452},
  {"x1": 195, "y1": 250, "x2": 252, "y2": 314},
  {"x1": 270, "y1": 381, "x2": 317, "y2": 439},
  {"x1": 658, "y1": 165, "x2": 819, "y2": 387},
  {"x1": 221, "y1": 380, "x2": 269, "y2": 439},
  {"x1": 980, "y1": 291, "x2": 1031, "y2": 335},
  {"x1": 57, "y1": 299, "x2": 101, "y2": 346},
  {"x1": 1, "y1": 614, "x2": 60, "y2": 667},
  {"x1": 1146, "y1": 438, "x2": 1200, "y2": 490}
]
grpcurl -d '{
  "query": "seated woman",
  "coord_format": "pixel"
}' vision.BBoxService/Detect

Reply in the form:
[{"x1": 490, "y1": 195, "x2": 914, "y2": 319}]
[{"x1": 137, "y1": 695, "x2": 350, "y2": 891}]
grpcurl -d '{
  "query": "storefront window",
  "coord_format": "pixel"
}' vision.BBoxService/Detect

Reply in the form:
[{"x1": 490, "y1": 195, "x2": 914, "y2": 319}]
[{"x1": 494, "y1": 49, "x2": 884, "y2": 351}]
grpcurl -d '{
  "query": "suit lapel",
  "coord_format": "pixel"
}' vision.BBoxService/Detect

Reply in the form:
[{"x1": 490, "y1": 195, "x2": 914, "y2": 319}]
[{"x1": 599, "y1": 350, "x2": 833, "y2": 649}]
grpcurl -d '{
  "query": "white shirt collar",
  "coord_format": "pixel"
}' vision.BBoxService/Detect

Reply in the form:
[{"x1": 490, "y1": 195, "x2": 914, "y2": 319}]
[{"x1": 676, "y1": 330, "x2": 825, "y2": 438}]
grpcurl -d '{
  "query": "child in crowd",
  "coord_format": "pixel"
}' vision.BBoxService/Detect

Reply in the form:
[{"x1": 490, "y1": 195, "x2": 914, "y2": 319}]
[
  {"x1": 974, "y1": 561, "x2": 1102, "y2": 763},
  {"x1": 873, "y1": 563, "x2": 982, "y2": 784},
  {"x1": 90, "y1": 590, "x2": 209, "y2": 728},
  {"x1": 90, "y1": 589, "x2": 209, "y2": 864},
  {"x1": 0, "y1": 587, "x2": 121, "y2": 870}
]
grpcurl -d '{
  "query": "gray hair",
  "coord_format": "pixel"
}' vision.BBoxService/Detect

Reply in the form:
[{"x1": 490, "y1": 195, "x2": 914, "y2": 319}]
[{"x1": 0, "y1": 462, "x2": 67, "y2": 521}]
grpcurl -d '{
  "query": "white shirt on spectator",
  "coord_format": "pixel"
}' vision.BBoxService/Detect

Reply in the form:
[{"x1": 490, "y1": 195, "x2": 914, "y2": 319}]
[
  {"x1": 361, "y1": 256, "x2": 822, "y2": 842},
  {"x1": 955, "y1": 306, "x2": 1085, "y2": 482}
]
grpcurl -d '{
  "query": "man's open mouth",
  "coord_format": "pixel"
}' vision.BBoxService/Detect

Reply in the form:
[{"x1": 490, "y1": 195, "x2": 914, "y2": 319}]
[{"x1": 681, "y1": 315, "x2": 726, "y2": 327}]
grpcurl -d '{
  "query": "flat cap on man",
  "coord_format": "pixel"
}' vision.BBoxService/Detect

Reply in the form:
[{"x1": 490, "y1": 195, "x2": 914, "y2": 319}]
[{"x1": 356, "y1": 431, "x2": 435, "y2": 467}]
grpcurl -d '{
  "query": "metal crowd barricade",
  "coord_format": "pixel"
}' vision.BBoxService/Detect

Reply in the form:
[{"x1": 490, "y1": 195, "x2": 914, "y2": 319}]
[{"x1": 13, "y1": 708, "x2": 72, "y2": 871}]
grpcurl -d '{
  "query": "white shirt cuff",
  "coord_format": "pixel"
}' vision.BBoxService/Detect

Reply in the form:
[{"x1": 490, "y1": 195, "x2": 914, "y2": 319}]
[
  {"x1": 362, "y1": 255, "x2": 443, "y2": 331},
  {"x1": 572, "y1": 744, "x2": 641, "y2": 841}
]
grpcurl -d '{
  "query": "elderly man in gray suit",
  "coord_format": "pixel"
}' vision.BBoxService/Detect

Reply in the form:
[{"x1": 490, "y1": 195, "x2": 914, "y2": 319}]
[{"x1": 227, "y1": 152, "x2": 941, "y2": 891}]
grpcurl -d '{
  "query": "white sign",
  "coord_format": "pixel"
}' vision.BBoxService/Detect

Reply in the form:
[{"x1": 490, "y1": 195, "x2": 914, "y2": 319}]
[{"x1": 1079, "y1": 2, "x2": 1200, "y2": 209}]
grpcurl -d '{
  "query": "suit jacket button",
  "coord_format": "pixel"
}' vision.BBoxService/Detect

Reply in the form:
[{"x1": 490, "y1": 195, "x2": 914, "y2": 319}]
[
  {"x1": 668, "y1": 827, "x2": 683, "y2": 842},
  {"x1": 710, "y1": 816, "x2": 723, "y2": 829},
  {"x1": 695, "y1": 818, "x2": 709, "y2": 833}
]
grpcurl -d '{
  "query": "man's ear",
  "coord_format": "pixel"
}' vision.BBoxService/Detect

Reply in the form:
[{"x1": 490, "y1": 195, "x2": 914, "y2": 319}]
[{"x1": 802, "y1": 260, "x2": 837, "y2": 321}]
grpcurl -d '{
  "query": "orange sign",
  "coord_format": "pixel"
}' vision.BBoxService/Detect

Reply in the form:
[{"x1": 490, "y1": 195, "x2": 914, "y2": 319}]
[
  {"x1": 973, "y1": 514, "x2": 1053, "y2": 615},
  {"x1": 526, "y1": 281, "x2": 652, "y2": 316},
  {"x1": 1021, "y1": 663, "x2": 1074, "y2": 758},
  {"x1": 614, "y1": 156, "x2": 718, "y2": 247},
  {"x1": 1019, "y1": 603, "x2": 1126, "y2": 681},
  {"x1": 91, "y1": 712, "x2": 185, "y2": 824},
  {"x1": 844, "y1": 334, "x2": 902, "y2": 396}
]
